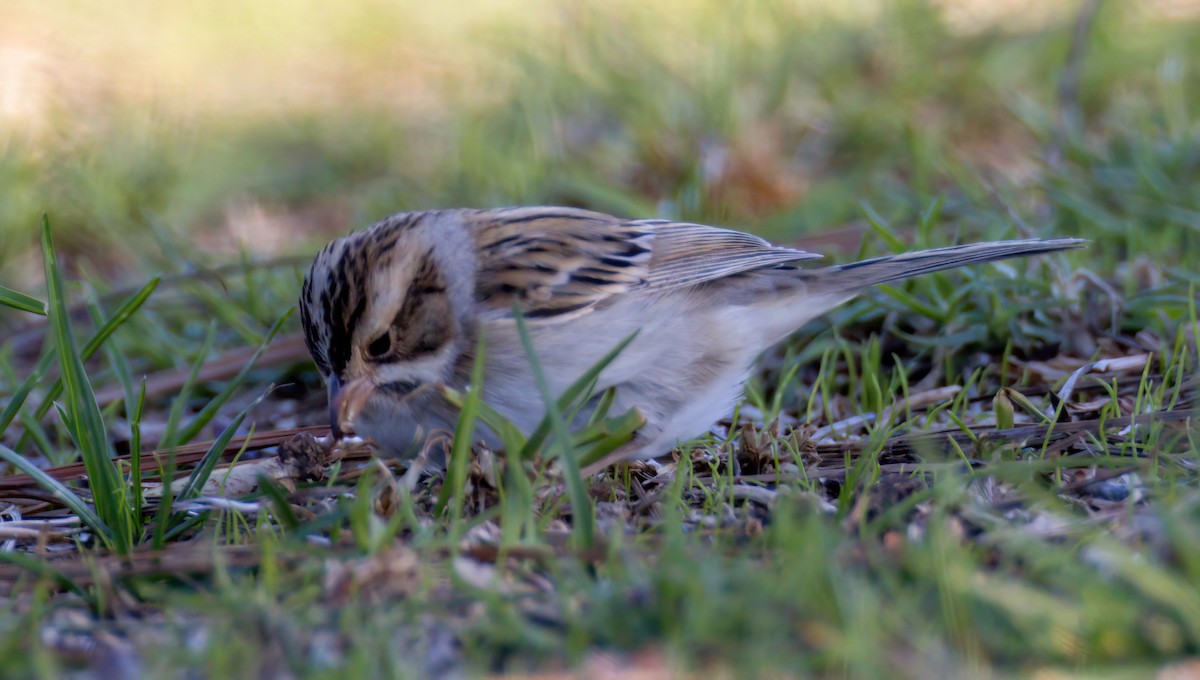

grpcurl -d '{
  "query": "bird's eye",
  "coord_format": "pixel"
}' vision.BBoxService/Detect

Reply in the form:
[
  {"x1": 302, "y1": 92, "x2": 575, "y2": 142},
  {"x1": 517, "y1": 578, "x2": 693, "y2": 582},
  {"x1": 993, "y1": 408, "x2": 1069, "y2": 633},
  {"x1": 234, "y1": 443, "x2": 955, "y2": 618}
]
[{"x1": 365, "y1": 333, "x2": 392, "y2": 358}]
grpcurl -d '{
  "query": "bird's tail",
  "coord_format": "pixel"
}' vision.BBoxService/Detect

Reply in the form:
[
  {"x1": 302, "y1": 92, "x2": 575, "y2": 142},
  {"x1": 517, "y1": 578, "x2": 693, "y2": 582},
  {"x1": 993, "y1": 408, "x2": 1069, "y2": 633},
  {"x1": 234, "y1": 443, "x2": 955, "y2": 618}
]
[{"x1": 813, "y1": 238, "x2": 1086, "y2": 291}]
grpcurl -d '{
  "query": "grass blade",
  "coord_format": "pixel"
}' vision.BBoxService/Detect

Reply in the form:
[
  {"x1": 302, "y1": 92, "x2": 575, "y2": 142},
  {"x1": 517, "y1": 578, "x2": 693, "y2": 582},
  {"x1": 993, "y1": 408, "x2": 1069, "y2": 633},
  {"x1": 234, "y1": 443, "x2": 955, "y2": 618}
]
[
  {"x1": 41, "y1": 215, "x2": 128, "y2": 552},
  {"x1": 175, "y1": 396, "x2": 267, "y2": 502},
  {"x1": 0, "y1": 277, "x2": 157, "y2": 438},
  {"x1": 519, "y1": 330, "x2": 639, "y2": 460},
  {"x1": 436, "y1": 333, "x2": 487, "y2": 517},
  {"x1": 27, "y1": 277, "x2": 160, "y2": 424},
  {"x1": 576, "y1": 408, "x2": 645, "y2": 469},
  {"x1": 513, "y1": 308, "x2": 594, "y2": 549},
  {"x1": 258, "y1": 475, "x2": 300, "y2": 531},
  {"x1": 0, "y1": 285, "x2": 46, "y2": 316},
  {"x1": 0, "y1": 351, "x2": 54, "y2": 435},
  {"x1": 129, "y1": 380, "x2": 148, "y2": 525},
  {"x1": 170, "y1": 309, "x2": 293, "y2": 446},
  {"x1": 160, "y1": 321, "x2": 217, "y2": 449},
  {"x1": 0, "y1": 550, "x2": 91, "y2": 602},
  {"x1": 860, "y1": 201, "x2": 907, "y2": 252},
  {"x1": 0, "y1": 443, "x2": 107, "y2": 539},
  {"x1": 442, "y1": 390, "x2": 528, "y2": 454}
]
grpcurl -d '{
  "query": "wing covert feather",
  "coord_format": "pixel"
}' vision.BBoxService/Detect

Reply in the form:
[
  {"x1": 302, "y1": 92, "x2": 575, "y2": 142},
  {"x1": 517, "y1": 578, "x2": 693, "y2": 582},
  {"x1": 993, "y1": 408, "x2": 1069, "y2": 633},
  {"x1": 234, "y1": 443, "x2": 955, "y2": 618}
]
[
  {"x1": 471, "y1": 208, "x2": 653, "y2": 319},
  {"x1": 633, "y1": 219, "x2": 820, "y2": 291}
]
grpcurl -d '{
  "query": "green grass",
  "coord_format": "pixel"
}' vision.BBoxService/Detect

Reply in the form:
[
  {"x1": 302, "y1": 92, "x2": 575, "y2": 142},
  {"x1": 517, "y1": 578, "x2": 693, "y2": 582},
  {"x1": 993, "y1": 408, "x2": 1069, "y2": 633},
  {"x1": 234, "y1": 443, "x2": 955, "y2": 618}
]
[{"x1": 0, "y1": 1, "x2": 1198, "y2": 677}]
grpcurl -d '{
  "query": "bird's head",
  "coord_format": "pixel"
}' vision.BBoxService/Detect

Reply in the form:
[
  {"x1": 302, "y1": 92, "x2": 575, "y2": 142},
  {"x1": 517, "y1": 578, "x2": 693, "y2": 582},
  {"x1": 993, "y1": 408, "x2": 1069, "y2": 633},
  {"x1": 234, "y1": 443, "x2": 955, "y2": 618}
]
[{"x1": 298, "y1": 211, "x2": 476, "y2": 441}]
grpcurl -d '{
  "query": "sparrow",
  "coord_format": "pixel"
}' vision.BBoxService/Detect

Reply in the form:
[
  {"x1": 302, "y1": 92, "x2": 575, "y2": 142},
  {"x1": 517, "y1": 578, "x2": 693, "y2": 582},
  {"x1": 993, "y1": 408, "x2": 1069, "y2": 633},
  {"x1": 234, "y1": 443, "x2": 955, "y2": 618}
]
[{"x1": 298, "y1": 206, "x2": 1082, "y2": 470}]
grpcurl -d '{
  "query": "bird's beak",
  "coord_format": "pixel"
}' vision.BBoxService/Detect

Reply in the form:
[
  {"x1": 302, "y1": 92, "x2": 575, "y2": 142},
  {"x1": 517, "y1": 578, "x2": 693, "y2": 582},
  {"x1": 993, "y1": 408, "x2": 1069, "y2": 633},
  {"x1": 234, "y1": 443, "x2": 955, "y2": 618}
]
[{"x1": 328, "y1": 374, "x2": 376, "y2": 440}]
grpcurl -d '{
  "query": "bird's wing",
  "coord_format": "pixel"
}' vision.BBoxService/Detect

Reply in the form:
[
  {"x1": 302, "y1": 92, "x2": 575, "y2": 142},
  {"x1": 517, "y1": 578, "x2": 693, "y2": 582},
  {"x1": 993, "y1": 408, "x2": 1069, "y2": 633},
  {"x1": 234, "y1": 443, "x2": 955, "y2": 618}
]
[
  {"x1": 631, "y1": 218, "x2": 821, "y2": 291},
  {"x1": 470, "y1": 207, "x2": 820, "y2": 321}
]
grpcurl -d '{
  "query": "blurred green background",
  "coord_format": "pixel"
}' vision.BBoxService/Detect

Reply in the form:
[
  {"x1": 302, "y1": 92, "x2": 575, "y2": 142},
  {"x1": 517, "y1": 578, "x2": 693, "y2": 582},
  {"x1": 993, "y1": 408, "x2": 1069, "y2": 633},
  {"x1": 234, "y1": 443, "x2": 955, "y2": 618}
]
[{"x1": 1, "y1": 0, "x2": 1197, "y2": 287}]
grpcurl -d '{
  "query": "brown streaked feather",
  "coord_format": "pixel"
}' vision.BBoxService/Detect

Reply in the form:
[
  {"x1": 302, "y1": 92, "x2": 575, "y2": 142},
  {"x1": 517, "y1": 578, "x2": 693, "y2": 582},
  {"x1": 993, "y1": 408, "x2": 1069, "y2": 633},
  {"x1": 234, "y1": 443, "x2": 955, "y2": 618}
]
[
  {"x1": 469, "y1": 207, "x2": 820, "y2": 321},
  {"x1": 471, "y1": 207, "x2": 654, "y2": 320}
]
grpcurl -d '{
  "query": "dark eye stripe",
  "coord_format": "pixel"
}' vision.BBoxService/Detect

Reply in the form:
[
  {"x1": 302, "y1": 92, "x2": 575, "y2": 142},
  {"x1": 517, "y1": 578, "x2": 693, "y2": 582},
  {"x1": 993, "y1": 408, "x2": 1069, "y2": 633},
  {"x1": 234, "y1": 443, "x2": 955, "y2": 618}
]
[
  {"x1": 378, "y1": 380, "x2": 420, "y2": 396},
  {"x1": 406, "y1": 333, "x2": 443, "y2": 358}
]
